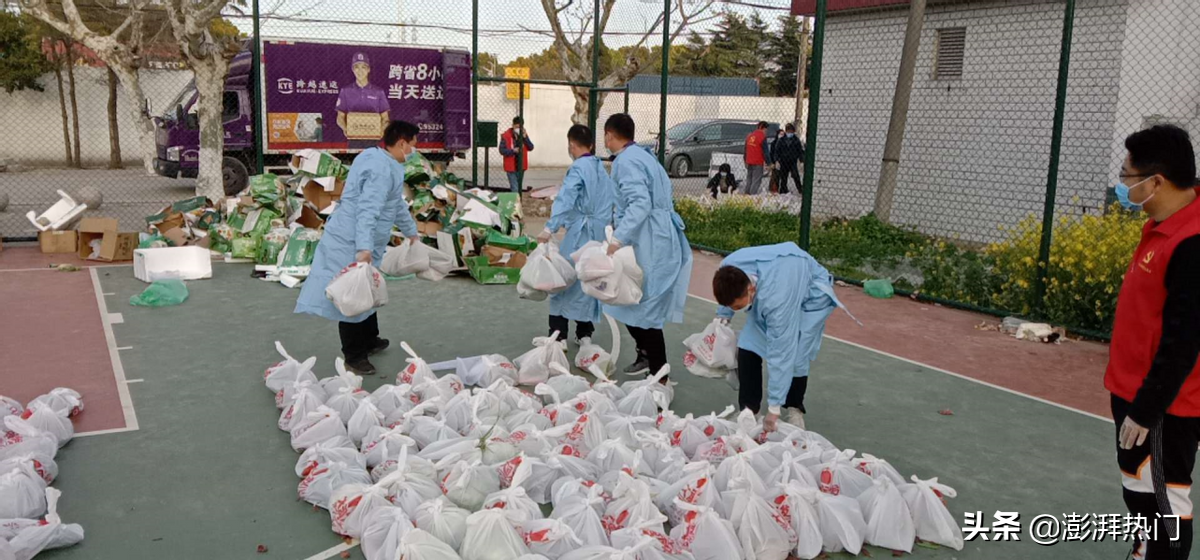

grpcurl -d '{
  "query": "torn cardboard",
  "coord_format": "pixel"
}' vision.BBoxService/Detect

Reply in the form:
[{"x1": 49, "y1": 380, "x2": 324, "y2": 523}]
[{"x1": 77, "y1": 217, "x2": 138, "y2": 262}]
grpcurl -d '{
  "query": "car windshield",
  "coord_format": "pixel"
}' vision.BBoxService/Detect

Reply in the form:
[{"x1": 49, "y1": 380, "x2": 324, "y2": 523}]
[
  {"x1": 163, "y1": 80, "x2": 196, "y2": 121},
  {"x1": 666, "y1": 121, "x2": 707, "y2": 141}
]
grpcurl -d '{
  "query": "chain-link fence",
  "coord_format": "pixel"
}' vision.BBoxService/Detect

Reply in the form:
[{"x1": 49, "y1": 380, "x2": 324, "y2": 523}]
[{"x1": 2, "y1": 0, "x2": 1192, "y2": 335}]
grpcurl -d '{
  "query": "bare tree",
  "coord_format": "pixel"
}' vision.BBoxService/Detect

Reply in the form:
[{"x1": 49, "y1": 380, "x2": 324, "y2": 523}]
[
  {"x1": 162, "y1": 0, "x2": 239, "y2": 201},
  {"x1": 531, "y1": 0, "x2": 718, "y2": 124},
  {"x1": 65, "y1": 39, "x2": 80, "y2": 167},
  {"x1": 107, "y1": 65, "x2": 121, "y2": 168},
  {"x1": 20, "y1": 0, "x2": 158, "y2": 173}
]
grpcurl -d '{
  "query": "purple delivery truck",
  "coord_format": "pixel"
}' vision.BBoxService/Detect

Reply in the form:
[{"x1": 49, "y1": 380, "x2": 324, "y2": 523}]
[{"x1": 153, "y1": 38, "x2": 472, "y2": 195}]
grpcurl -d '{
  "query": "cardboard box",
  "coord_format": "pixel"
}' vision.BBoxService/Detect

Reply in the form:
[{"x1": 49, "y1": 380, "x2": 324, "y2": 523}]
[
  {"x1": 481, "y1": 245, "x2": 527, "y2": 269},
  {"x1": 296, "y1": 205, "x2": 325, "y2": 230},
  {"x1": 302, "y1": 178, "x2": 345, "y2": 212},
  {"x1": 417, "y1": 220, "x2": 442, "y2": 237},
  {"x1": 483, "y1": 231, "x2": 537, "y2": 254},
  {"x1": 344, "y1": 112, "x2": 384, "y2": 139},
  {"x1": 146, "y1": 208, "x2": 185, "y2": 233},
  {"x1": 38, "y1": 231, "x2": 78, "y2": 254},
  {"x1": 465, "y1": 255, "x2": 521, "y2": 285},
  {"x1": 290, "y1": 150, "x2": 347, "y2": 180},
  {"x1": 77, "y1": 217, "x2": 139, "y2": 262},
  {"x1": 162, "y1": 227, "x2": 191, "y2": 248}
]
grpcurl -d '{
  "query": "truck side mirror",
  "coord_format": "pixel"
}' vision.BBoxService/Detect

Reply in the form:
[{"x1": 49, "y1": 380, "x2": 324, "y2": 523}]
[{"x1": 176, "y1": 105, "x2": 185, "y2": 124}]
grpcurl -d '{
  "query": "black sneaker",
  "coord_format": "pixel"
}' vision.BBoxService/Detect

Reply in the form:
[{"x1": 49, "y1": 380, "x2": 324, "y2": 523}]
[
  {"x1": 345, "y1": 358, "x2": 377, "y2": 375},
  {"x1": 622, "y1": 356, "x2": 650, "y2": 377},
  {"x1": 369, "y1": 338, "x2": 390, "y2": 356}
]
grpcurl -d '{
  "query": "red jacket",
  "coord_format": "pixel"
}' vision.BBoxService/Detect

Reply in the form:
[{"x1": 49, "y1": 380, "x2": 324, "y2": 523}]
[
  {"x1": 1106, "y1": 193, "x2": 1200, "y2": 416},
  {"x1": 744, "y1": 129, "x2": 766, "y2": 166},
  {"x1": 500, "y1": 128, "x2": 533, "y2": 173}
]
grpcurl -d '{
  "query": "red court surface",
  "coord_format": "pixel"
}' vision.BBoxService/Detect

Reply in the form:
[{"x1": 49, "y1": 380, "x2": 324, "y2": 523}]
[
  {"x1": 0, "y1": 244, "x2": 115, "y2": 271},
  {"x1": 0, "y1": 266, "x2": 126, "y2": 433},
  {"x1": 687, "y1": 249, "x2": 1114, "y2": 420}
]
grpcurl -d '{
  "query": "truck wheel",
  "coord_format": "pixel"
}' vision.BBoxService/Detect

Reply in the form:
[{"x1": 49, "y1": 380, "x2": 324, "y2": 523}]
[
  {"x1": 670, "y1": 156, "x2": 691, "y2": 178},
  {"x1": 223, "y1": 156, "x2": 249, "y2": 197}
]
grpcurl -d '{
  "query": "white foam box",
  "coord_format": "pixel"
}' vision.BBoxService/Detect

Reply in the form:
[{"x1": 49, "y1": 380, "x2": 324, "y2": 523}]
[{"x1": 133, "y1": 246, "x2": 213, "y2": 283}]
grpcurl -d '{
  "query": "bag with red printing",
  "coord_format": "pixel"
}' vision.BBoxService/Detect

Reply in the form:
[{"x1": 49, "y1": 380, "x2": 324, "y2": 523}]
[
  {"x1": 522, "y1": 517, "x2": 584, "y2": 560},
  {"x1": 810, "y1": 449, "x2": 875, "y2": 498},
  {"x1": 328, "y1": 469, "x2": 406, "y2": 538},
  {"x1": 667, "y1": 499, "x2": 741, "y2": 560},
  {"x1": 0, "y1": 418, "x2": 58, "y2": 464},
  {"x1": 28, "y1": 389, "x2": 83, "y2": 419},
  {"x1": 298, "y1": 460, "x2": 372, "y2": 510},
  {"x1": 264, "y1": 341, "x2": 317, "y2": 394}
]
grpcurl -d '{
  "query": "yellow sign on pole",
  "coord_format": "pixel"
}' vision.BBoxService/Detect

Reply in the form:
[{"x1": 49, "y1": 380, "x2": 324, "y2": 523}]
[{"x1": 505, "y1": 67, "x2": 531, "y2": 100}]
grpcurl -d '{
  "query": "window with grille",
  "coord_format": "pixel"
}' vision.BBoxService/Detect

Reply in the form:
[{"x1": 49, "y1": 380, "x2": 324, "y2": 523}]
[{"x1": 934, "y1": 28, "x2": 967, "y2": 80}]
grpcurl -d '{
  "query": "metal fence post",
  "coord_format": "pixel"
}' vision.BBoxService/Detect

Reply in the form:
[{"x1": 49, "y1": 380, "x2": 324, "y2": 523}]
[
  {"x1": 471, "y1": 0, "x2": 479, "y2": 188},
  {"x1": 251, "y1": 0, "x2": 263, "y2": 174},
  {"x1": 799, "y1": 0, "x2": 827, "y2": 250},
  {"x1": 624, "y1": 85, "x2": 630, "y2": 115},
  {"x1": 657, "y1": 0, "x2": 670, "y2": 164},
  {"x1": 1034, "y1": 0, "x2": 1076, "y2": 312},
  {"x1": 517, "y1": 87, "x2": 525, "y2": 192},
  {"x1": 587, "y1": 0, "x2": 601, "y2": 138}
]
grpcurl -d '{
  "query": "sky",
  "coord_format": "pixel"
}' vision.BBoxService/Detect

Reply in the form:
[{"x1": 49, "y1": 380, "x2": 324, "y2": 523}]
[{"x1": 227, "y1": 0, "x2": 796, "y2": 64}]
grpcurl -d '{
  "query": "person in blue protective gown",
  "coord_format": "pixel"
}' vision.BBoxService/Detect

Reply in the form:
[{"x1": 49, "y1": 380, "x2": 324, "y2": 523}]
[
  {"x1": 711, "y1": 242, "x2": 859, "y2": 432},
  {"x1": 295, "y1": 120, "x2": 421, "y2": 375},
  {"x1": 600, "y1": 113, "x2": 693, "y2": 378},
  {"x1": 536, "y1": 124, "x2": 616, "y2": 344}
]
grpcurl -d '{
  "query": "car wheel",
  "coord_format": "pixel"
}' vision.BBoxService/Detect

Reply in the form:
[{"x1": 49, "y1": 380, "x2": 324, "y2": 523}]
[
  {"x1": 670, "y1": 156, "x2": 691, "y2": 178},
  {"x1": 222, "y1": 156, "x2": 249, "y2": 197}
]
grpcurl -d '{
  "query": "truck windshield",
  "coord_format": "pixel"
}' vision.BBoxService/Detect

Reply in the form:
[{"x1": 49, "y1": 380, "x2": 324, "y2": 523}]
[{"x1": 163, "y1": 80, "x2": 196, "y2": 122}]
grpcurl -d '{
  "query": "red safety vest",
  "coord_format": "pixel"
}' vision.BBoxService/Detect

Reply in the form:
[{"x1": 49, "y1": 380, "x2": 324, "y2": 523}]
[
  {"x1": 1105, "y1": 191, "x2": 1200, "y2": 416},
  {"x1": 745, "y1": 130, "x2": 765, "y2": 166},
  {"x1": 501, "y1": 129, "x2": 530, "y2": 173}
]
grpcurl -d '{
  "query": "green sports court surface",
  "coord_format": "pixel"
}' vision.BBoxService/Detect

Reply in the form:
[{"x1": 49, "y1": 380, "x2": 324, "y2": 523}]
[{"x1": 22, "y1": 262, "x2": 1140, "y2": 559}]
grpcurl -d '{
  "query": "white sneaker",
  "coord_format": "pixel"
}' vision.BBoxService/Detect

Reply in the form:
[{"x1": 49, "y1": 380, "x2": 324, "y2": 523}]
[
  {"x1": 577, "y1": 336, "x2": 592, "y2": 347},
  {"x1": 786, "y1": 407, "x2": 805, "y2": 430}
]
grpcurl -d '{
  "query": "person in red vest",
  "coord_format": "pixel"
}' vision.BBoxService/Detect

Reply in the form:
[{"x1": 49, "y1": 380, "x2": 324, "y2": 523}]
[
  {"x1": 499, "y1": 116, "x2": 534, "y2": 192},
  {"x1": 743, "y1": 121, "x2": 767, "y2": 195},
  {"x1": 1107, "y1": 124, "x2": 1200, "y2": 560}
]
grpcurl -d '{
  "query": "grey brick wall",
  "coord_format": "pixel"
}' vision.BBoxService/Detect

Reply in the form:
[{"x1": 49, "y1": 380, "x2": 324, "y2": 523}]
[{"x1": 810, "y1": 0, "x2": 1128, "y2": 243}]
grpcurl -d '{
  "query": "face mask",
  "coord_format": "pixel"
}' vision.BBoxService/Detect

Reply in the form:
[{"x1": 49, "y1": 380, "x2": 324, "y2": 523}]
[
  {"x1": 786, "y1": 133, "x2": 795, "y2": 138},
  {"x1": 719, "y1": 171, "x2": 727, "y2": 177},
  {"x1": 1115, "y1": 176, "x2": 1156, "y2": 212}
]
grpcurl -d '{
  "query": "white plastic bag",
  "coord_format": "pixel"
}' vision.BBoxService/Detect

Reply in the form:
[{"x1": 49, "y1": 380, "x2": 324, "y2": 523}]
[
  {"x1": 573, "y1": 339, "x2": 612, "y2": 374},
  {"x1": 360, "y1": 506, "x2": 414, "y2": 560},
  {"x1": 772, "y1": 482, "x2": 824, "y2": 560},
  {"x1": 397, "y1": 342, "x2": 438, "y2": 387},
  {"x1": 602, "y1": 472, "x2": 666, "y2": 535},
  {"x1": 0, "y1": 396, "x2": 22, "y2": 422},
  {"x1": 441, "y1": 456, "x2": 501, "y2": 511},
  {"x1": 668, "y1": 500, "x2": 742, "y2": 560},
  {"x1": 28, "y1": 389, "x2": 83, "y2": 418},
  {"x1": 0, "y1": 418, "x2": 58, "y2": 463},
  {"x1": 522, "y1": 518, "x2": 584, "y2": 560},
  {"x1": 369, "y1": 384, "x2": 416, "y2": 419},
  {"x1": 325, "y1": 262, "x2": 388, "y2": 317},
  {"x1": 0, "y1": 453, "x2": 56, "y2": 486},
  {"x1": 319, "y1": 357, "x2": 364, "y2": 394},
  {"x1": 854, "y1": 453, "x2": 906, "y2": 485},
  {"x1": 550, "y1": 485, "x2": 610, "y2": 547},
  {"x1": 0, "y1": 464, "x2": 46, "y2": 519},
  {"x1": 298, "y1": 460, "x2": 372, "y2": 509},
  {"x1": 381, "y1": 238, "x2": 432, "y2": 276},
  {"x1": 858, "y1": 476, "x2": 915, "y2": 552},
  {"x1": 483, "y1": 486, "x2": 544, "y2": 525},
  {"x1": 519, "y1": 241, "x2": 577, "y2": 300},
  {"x1": 6, "y1": 488, "x2": 84, "y2": 560},
  {"x1": 329, "y1": 470, "x2": 406, "y2": 538},
  {"x1": 813, "y1": 490, "x2": 866, "y2": 555},
  {"x1": 542, "y1": 367, "x2": 592, "y2": 405},
  {"x1": 325, "y1": 386, "x2": 367, "y2": 425},
  {"x1": 811, "y1": 449, "x2": 875, "y2": 498},
  {"x1": 347, "y1": 399, "x2": 385, "y2": 445},
  {"x1": 278, "y1": 383, "x2": 326, "y2": 432},
  {"x1": 390, "y1": 528, "x2": 463, "y2": 560},
  {"x1": 461, "y1": 508, "x2": 531, "y2": 560},
  {"x1": 289, "y1": 406, "x2": 349, "y2": 452},
  {"x1": 502, "y1": 454, "x2": 561, "y2": 504},
  {"x1": 421, "y1": 246, "x2": 457, "y2": 282},
  {"x1": 296, "y1": 437, "x2": 362, "y2": 477},
  {"x1": 264, "y1": 341, "x2": 318, "y2": 394},
  {"x1": 901, "y1": 475, "x2": 964, "y2": 550},
  {"x1": 414, "y1": 498, "x2": 470, "y2": 551},
  {"x1": 514, "y1": 334, "x2": 571, "y2": 386},
  {"x1": 724, "y1": 481, "x2": 794, "y2": 560},
  {"x1": 20, "y1": 403, "x2": 71, "y2": 448},
  {"x1": 572, "y1": 239, "x2": 644, "y2": 306},
  {"x1": 431, "y1": 354, "x2": 518, "y2": 388},
  {"x1": 616, "y1": 367, "x2": 672, "y2": 418},
  {"x1": 683, "y1": 319, "x2": 738, "y2": 370},
  {"x1": 656, "y1": 462, "x2": 723, "y2": 527}
]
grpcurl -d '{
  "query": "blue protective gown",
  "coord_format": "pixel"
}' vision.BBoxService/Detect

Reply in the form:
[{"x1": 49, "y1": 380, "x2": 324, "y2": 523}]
[
  {"x1": 545, "y1": 154, "x2": 616, "y2": 323},
  {"x1": 716, "y1": 242, "x2": 849, "y2": 408},
  {"x1": 603, "y1": 144, "x2": 693, "y2": 329},
  {"x1": 295, "y1": 148, "x2": 418, "y2": 323}
]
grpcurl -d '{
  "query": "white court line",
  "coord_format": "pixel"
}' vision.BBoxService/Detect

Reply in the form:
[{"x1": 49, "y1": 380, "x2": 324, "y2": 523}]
[
  {"x1": 75, "y1": 426, "x2": 139, "y2": 438},
  {"x1": 303, "y1": 540, "x2": 358, "y2": 560},
  {"x1": 0, "y1": 265, "x2": 130, "y2": 273},
  {"x1": 103, "y1": 292, "x2": 115, "y2": 296},
  {"x1": 108, "y1": 313, "x2": 124, "y2": 324},
  {"x1": 126, "y1": 379, "x2": 144, "y2": 384},
  {"x1": 117, "y1": 346, "x2": 133, "y2": 351},
  {"x1": 90, "y1": 267, "x2": 139, "y2": 432},
  {"x1": 685, "y1": 293, "x2": 1111, "y2": 423}
]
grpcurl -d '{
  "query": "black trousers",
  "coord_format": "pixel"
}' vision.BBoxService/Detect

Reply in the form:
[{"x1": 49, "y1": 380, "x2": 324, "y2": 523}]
[
  {"x1": 338, "y1": 312, "x2": 380, "y2": 363},
  {"x1": 1112, "y1": 395, "x2": 1197, "y2": 559},
  {"x1": 777, "y1": 161, "x2": 802, "y2": 194},
  {"x1": 626, "y1": 325, "x2": 667, "y2": 376},
  {"x1": 738, "y1": 348, "x2": 808, "y2": 414},
  {"x1": 549, "y1": 315, "x2": 594, "y2": 342}
]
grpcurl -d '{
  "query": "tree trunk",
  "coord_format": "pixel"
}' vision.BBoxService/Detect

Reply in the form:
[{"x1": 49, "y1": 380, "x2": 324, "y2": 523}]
[
  {"x1": 66, "y1": 43, "x2": 82, "y2": 168},
  {"x1": 108, "y1": 64, "x2": 157, "y2": 174},
  {"x1": 192, "y1": 61, "x2": 227, "y2": 201},
  {"x1": 54, "y1": 62, "x2": 73, "y2": 167},
  {"x1": 571, "y1": 86, "x2": 590, "y2": 125},
  {"x1": 107, "y1": 66, "x2": 123, "y2": 169}
]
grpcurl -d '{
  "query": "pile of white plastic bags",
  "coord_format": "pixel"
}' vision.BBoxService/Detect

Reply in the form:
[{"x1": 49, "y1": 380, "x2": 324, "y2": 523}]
[
  {"x1": 263, "y1": 339, "x2": 964, "y2": 560},
  {"x1": 0, "y1": 388, "x2": 86, "y2": 560}
]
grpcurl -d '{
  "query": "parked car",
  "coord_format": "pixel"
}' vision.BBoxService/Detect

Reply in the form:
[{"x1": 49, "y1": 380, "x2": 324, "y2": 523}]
[{"x1": 637, "y1": 119, "x2": 780, "y2": 178}]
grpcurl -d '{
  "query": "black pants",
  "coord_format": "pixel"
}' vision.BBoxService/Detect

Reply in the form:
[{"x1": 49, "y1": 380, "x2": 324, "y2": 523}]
[
  {"x1": 777, "y1": 161, "x2": 802, "y2": 194},
  {"x1": 1112, "y1": 395, "x2": 1198, "y2": 559},
  {"x1": 549, "y1": 315, "x2": 594, "y2": 342},
  {"x1": 626, "y1": 325, "x2": 667, "y2": 376},
  {"x1": 738, "y1": 348, "x2": 808, "y2": 414},
  {"x1": 338, "y1": 312, "x2": 379, "y2": 363}
]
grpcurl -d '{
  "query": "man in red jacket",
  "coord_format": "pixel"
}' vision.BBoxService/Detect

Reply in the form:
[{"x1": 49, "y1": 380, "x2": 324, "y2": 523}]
[
  {"x1": 743, "y1": 121, "x2": 767, "y2": 195},
  {"x1": 1106, "y1": 124, "x2": 1200, "y2": 560},
  {"x1": 500, "y1": 116, "x2": 534, "y2": 192}
]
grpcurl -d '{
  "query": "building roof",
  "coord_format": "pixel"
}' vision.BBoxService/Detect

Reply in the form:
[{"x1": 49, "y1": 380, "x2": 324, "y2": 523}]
[{"x1": 791, "y1": 0, "x2": 910, "y2": 16}]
